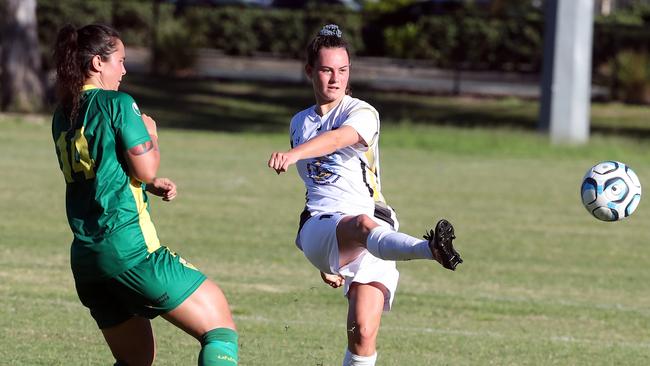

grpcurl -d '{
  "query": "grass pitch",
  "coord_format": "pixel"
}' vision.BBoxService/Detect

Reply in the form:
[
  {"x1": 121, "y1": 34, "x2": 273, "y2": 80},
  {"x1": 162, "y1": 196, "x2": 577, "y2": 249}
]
[{"x1": 2, "y1": 107, "x2": 650, "y2": 365}]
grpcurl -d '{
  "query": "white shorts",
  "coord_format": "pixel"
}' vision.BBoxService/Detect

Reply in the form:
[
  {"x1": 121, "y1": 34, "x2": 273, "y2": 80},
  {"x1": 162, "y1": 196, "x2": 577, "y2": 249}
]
[{"x1": 297, "y1": 212, "x2": 400, "y2": 311}]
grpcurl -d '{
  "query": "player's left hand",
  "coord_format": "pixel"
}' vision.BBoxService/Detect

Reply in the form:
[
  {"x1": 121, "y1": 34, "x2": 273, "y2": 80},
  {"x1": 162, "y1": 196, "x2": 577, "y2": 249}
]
[
  {"x1": 320, "y1": 271, "x2": 345, "y2": 288},
  {"x1": 146, "y1": 177, "x2": 177, "y2": 201}
]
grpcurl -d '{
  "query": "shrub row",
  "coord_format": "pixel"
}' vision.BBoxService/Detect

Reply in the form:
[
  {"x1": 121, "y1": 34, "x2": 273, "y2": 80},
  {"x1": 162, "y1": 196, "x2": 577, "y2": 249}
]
[
  {"x1": 35, "y1": 2, "x2": 649, "y2": 71},
  {"x1": 181, "y1": 6, "x2": 364, "y2": 58},
  {"x1": 382, "y1": 14, "x2": 543, "y2": 72},
  {"x1": 33, "y1": 0, "x2": 650, "y2": 101}
]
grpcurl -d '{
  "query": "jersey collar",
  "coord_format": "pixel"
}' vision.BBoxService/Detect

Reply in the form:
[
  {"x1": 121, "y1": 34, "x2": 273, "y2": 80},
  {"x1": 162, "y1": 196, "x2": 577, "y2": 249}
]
[
  {"x1": 82, "y1": 84, "x2": 99, "y2": 91},
  {"x1": 309, "y1": 95, "x2": 349, "y2": 121}
]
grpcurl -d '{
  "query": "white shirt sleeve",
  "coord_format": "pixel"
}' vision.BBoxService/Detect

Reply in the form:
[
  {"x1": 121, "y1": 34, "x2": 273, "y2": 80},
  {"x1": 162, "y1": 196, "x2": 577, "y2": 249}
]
[{"x1": 342, "y1": 108, "x2": 379, "y2": 150}]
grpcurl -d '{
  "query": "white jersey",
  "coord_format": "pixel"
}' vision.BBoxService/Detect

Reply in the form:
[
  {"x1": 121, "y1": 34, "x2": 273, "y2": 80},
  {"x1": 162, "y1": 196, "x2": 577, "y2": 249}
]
[{"x1": 290, "y1": 95, "x2": 393, "y2": 222}]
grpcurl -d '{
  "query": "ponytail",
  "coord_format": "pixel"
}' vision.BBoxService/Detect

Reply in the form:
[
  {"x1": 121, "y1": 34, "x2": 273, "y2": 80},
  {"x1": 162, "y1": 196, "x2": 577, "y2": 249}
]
[
  {"x1": 53, "y1": 24, "x2": 120, "y2": 127},
  {"x1": 54, "y1": 24, "x2": 84, "y2": 126}
]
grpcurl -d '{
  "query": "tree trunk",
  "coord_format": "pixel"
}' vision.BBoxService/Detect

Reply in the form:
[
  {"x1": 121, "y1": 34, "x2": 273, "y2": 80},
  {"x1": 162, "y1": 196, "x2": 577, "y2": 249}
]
[{"x1": 1, "y1": 0, "x2": 44, "y2": 113}]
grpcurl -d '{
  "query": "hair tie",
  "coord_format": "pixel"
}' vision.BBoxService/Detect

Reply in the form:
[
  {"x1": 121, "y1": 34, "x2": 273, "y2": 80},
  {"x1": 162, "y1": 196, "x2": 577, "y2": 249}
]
[{"x1": 319, "y1": 24, "x2": 342, "y2": 38}]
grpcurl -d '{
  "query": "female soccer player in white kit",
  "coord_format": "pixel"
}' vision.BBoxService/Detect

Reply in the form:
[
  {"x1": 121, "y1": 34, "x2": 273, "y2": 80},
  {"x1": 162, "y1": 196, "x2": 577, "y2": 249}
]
[{"x1": 268, "y1": 24, "x2": 463, "y2": 366}]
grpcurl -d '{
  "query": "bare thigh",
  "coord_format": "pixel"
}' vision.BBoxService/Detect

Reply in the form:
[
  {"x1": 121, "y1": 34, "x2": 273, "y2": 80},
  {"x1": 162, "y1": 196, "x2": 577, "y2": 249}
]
[
  {"x1": 162, "y1": 279, "x2": 236, "y2": 340},
  {"x1": 102, "y1": 316, "x2": 155, "y2": 366},
  {"x1": 347, "y1": 282, "x2": 386, "y2": 356},
  {"x1": 337, "y1": 214, "x2": 380, "y2": 266}
]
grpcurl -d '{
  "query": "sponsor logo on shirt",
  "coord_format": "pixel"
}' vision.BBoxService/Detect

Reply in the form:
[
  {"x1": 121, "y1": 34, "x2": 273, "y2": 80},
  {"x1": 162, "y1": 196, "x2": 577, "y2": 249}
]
[
  {"x1": 307, "y1": 158, "x2": 340, "y2": 185},
  {"x1": 132, "y1": 102, "x2": 142, "y2": 116}
]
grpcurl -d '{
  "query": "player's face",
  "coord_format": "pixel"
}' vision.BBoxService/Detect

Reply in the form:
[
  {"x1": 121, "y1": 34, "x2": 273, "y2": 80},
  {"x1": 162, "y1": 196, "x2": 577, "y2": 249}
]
[
  {"x1": 307, "y1": 47, "x2": 350, "y2": 106},
  {"x1": 99, "y1": 39, "x2": 126, "y2": 91}
]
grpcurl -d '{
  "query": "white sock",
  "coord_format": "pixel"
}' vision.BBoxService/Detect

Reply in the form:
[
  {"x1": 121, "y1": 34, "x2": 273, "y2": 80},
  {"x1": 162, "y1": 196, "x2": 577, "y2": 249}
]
[
  {"x1": 343, "y1": 350, "x2": 377, "y2": 366},
  {"x1": 366, "y1": 226, "x2": 433, "y2": 261}
]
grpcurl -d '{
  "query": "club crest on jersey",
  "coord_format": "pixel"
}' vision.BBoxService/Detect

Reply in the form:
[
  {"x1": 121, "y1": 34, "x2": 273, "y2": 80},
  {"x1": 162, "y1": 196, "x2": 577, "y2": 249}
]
[
  {"x1": 132, "y1": 102, "x2": 141, "y2": 116},
  {"x1": 307, "y1": 158, "x2": 340, "y2": 185}
]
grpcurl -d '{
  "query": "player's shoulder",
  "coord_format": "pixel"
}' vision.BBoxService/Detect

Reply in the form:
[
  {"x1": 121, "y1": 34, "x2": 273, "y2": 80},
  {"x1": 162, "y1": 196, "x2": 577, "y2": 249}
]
[
  {"x1": 91, "y1": 89, "x2": 126, "y2": 100},
  {"x1": 51, "y1": 105, "x2": 68, "y2": 134},
  {"x1": 95, "y1": 90, "x2": 136, "y2": 105},
  {"x1": 290, "y1": 106, "x2": 316, "y2": 126},
  {"x1": 94, "y1": 90, "x2": 141, "y2": 115},
  {"x1": 292, "y1": 106, "x2": 315, "y2": 120},
  {"x1": 341, "y1": 96, "x2": 378, "y2": 118}
]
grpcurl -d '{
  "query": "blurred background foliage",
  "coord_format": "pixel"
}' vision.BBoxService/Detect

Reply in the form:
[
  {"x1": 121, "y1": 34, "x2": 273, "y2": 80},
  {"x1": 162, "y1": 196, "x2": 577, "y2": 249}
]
[{"x1": 30, "y1": 0, "x2": 650, "y2": 104}]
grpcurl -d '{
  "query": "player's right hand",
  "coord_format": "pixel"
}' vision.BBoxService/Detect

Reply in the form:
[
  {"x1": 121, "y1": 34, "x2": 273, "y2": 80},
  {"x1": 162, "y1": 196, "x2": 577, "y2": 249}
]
[
  {"x1": 268, "y1": 151, "x2": 298, "y2": 174},
  {"x1": 320, "y1": 271, "x2": 345, "y2": 288}
]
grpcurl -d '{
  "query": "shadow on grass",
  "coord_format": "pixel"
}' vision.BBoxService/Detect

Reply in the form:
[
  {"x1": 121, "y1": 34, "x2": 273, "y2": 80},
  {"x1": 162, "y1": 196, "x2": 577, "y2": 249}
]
[
  {"x1": 121, "y1": 73, "x2": 650, "y2": 138},
  {"x1": 121, "y1": 74, "x2": 309, "y2": 133},
  {"x1": 357, "y1": 87, "x2": 540, "y2": 130},
  {"x1": 121, "y1": 73, "x2": 541, "y2": 133}
]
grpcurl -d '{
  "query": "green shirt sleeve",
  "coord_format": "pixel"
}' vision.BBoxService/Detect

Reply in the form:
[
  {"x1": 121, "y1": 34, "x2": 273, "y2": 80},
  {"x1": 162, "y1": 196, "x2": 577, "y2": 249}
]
[{"x1": 111, "y1": 92, "x2": 151, "y2": 150}]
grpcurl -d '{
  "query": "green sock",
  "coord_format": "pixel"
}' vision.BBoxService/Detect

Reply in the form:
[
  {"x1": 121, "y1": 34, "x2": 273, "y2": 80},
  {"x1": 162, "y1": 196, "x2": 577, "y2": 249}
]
[{"x1": 198, "y1": 328, "x2": 239, "y2": 366}]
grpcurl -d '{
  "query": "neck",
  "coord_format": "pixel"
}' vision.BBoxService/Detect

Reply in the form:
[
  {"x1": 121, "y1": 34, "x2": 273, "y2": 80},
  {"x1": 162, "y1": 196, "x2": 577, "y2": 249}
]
[
  {"x1": 315, "y1": 95, "x2": 345, "y2": 116},
  {"x1": 84, "y1": 76, "x2": 105, "y2": 90}
]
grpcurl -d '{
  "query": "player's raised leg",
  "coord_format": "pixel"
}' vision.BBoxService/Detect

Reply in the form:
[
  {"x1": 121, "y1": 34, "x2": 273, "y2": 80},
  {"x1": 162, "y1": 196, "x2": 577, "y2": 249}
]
[
  {"x1": 336, "y1": 214, "x2": 462, "y2": 270},
  {"x1": 162, "y1": 279, "x2": 238, "y2": 366}
]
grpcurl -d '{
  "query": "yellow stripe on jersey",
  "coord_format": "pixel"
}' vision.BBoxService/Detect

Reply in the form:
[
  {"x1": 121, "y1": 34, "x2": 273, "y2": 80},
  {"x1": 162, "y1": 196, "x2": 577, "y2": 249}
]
[
  {"x1": 364, "y1": 148, "x2": 375, "y2": 170},
  {"x1": 364, "y1": 149, "x2": 386, "y2": 203},
  {"x1": 82, "y1": 84, "x2": 98, "y2": 91},
  {"x1": 129, "y1": 179, "x2": 161, "y2": 253}
]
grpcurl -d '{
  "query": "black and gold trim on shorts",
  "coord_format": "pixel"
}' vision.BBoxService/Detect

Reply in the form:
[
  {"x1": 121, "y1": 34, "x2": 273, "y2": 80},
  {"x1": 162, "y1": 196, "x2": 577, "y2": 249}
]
[{"x1": 373, "y1": 201, "x2": 395, "y2": 229}]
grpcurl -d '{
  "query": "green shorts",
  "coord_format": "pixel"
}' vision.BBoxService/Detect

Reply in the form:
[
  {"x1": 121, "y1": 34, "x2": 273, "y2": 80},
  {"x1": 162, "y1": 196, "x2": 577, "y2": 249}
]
[{"x1": 75, "y1": 246, "x2": 206, "y2": 329}]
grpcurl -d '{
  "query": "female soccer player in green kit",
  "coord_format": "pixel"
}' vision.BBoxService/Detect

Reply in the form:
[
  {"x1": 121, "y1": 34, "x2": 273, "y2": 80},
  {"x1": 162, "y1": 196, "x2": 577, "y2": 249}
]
[{"x1": 51, "y1": 24, "x2": 238, "y2": 366}]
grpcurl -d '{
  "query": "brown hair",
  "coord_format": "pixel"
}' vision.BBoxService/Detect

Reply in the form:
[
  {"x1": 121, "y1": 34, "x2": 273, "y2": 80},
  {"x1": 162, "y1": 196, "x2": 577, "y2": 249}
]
[{"x1": 53, "y1": 24, "x2": 120, "y2": 126}]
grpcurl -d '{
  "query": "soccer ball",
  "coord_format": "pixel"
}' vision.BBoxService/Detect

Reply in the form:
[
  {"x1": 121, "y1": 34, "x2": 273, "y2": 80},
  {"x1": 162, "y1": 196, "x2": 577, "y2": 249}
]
[{"x1": 581, "y1": 161, "x2": 642, "y2": 221}]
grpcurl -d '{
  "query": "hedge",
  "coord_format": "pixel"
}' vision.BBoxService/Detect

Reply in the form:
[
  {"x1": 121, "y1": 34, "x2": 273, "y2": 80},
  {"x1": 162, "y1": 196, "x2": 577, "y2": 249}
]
[{"x1": 33, "y1": 1, "x2": 650, "y2": 76}]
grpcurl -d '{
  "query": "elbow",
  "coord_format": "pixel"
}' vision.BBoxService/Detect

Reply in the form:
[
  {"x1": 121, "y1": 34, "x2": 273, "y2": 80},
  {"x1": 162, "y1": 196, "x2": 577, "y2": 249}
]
[
  {"x1": 332, "y1": 135, "x2": 347, "y2": 151},
  {"x1": 129, "y1": 161, "x2": 158, "y2": 184},
  {"x1": 131, "y1": 169, "x2": 157, "y2": 184}
]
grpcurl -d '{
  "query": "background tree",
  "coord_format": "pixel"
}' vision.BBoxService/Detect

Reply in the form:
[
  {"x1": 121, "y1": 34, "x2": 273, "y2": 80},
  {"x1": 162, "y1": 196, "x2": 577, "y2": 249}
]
[{"x1": 1, "y1": 0, "x2": 44, "y2": 113}]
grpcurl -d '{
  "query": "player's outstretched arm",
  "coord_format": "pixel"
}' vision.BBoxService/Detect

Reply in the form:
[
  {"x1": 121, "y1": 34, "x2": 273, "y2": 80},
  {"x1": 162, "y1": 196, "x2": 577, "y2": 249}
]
[{"x1": 268, "y1": 125, "x2": 362, "y2": 174}]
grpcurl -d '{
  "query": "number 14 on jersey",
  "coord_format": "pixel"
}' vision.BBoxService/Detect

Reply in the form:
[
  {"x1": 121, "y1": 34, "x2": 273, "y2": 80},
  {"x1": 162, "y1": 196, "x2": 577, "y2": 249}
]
[{"x1": 56, "y1": 127, "x2": 96, "y2": 183}]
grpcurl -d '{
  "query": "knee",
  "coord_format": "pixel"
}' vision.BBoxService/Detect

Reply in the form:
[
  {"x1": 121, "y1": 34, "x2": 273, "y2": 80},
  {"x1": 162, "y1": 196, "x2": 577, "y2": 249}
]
[
  {"x1": 347, "y1": 320, "x2": 378, "y2": 348},
  {"x1": 112, "y1": 342, "x2": 155, "y2": 366},
  {"x1": 348, "y1": 214, "x2": 377, "y2": 236},
  {"x1": 337, "y1": 215, "x2": 379, "y2": 253}
]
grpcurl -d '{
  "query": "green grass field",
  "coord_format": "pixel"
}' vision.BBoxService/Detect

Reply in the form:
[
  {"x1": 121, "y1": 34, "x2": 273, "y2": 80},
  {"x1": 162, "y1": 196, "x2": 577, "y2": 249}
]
[{"x1": 2, "y1": 85, "x2": 650, "y2": 365}]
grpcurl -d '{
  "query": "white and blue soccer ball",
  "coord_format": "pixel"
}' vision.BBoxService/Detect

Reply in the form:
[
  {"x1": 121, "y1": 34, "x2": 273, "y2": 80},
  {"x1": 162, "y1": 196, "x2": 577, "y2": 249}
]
[{"x1": 581, "y1": 161, "x2": 642, "y2": 221}]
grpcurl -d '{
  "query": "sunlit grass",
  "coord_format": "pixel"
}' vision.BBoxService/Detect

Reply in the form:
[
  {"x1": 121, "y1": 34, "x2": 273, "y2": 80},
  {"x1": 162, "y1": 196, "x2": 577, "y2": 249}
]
[{"x1": 2, "y1": 113, "x2": 650, "y2": 364}]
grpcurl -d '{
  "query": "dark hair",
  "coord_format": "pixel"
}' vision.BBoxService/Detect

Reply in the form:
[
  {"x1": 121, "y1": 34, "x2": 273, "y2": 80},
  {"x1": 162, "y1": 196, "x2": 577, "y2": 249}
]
[
  {"x1": 53, "y1": 24, "x2": 120, "y2": 126},
  {"x1": 306, "y1": 25, "x2": 350, "y2": 67}
]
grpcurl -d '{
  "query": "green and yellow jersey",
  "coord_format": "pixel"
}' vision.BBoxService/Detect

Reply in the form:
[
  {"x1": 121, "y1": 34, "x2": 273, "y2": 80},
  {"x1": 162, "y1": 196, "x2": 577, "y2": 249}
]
[{"x1": 52, "y1": 86, "x2": 161, "y2": 281}]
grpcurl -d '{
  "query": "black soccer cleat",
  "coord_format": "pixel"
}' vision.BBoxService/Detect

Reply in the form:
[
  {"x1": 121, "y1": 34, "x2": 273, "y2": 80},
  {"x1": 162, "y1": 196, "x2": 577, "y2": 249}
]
[{"x1": 424, "y1": 219, "x2": 463, "y2": 271}]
